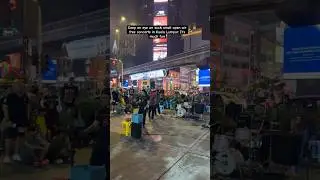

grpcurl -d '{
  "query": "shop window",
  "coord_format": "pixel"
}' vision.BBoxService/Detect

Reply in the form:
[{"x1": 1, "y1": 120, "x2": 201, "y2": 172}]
[
  {"x1": 241, "y1": 63, "x2": 249, "y2": 69},
  {"x1": 231, "y1": 62, "x2": 239, "y2": 68}
]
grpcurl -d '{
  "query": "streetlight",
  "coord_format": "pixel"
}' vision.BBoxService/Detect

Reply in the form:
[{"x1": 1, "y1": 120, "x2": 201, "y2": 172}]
[
  {"x1": 120, "y1": 16, "x2": 126, "y2": 22},
  {"x1": 115, "y1": 28, "x2": 120, "y2": 33}
]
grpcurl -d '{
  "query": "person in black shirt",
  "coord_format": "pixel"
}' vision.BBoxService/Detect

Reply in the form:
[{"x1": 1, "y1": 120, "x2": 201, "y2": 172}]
[
  {"x1": 61, "y1": 78, "x2": 79, "y2": 109},
  {"x1": 83, "y1": 89, "x2": 108, "y2": 166},
  {"x1": 138, "y1": 89, "x2": 149, "y2": 128},
  {"x1": 2, "y1": 82, "x2": 30, "y2": 163},
  {"x1": 111, "y1": 89, "x2": 119, "y2": 113}
]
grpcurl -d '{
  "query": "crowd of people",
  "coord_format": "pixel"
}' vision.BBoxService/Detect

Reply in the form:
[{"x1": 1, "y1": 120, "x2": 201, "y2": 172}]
[
  {"x1": 111, "y1": 87, "x2": 210, "y2": 128},
  {"x1": 0, "y1": 77, "x2": 107, "y2": 167}
]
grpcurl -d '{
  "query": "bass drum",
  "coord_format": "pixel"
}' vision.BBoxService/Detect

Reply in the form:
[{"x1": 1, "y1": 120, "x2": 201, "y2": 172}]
[
  {"x1": 176, "y1": 108, "x2": 186, "y2": 117},
  {"x1": 214, "y1": 148, "x2": 244, "y2": 176},
  {"x1": 214, "y1": 151, "x2": 236, "y2": 176}
]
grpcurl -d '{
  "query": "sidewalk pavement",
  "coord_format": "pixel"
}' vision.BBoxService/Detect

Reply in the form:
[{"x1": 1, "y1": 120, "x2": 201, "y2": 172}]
[
  {"x1": 0, "y1": 110, "x2": 210, "y2": 180},
  {"x1": 110, "y1": 110, "x2": 210, "y2": 180}
]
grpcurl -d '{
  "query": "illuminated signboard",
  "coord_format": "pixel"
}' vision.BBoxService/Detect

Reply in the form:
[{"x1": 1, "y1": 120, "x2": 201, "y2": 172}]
[
  {"x1": 156, "y1": 10, "x2": 166, "y2": 16},
  {"x1": 130, "y1": 69, "x2": 166, "y2": 80},
  {"x1": 153, "y1": 15, "x2": 168, "y2": 60},
  {"x1": 154, "y1": 0, "x2": 168, "y2": 3},
  {"x1": 153, "y1": 46, "x2": 167, "y2": 61},
  {"x1": 153, "y1": 16, "x2": 167, "y2": 26},
  {"x1": 42, "y1": 59, "x2": 57, "y2": 81},
  {"x1": 153, "y1": 1, "x2": 167, "y2": 61},
  {"x1": 197, "y1": 69, "x2": 210, "y2": 87},
  {"x1": 153, "y1": 38, "x2": 167, "y2": 44}
]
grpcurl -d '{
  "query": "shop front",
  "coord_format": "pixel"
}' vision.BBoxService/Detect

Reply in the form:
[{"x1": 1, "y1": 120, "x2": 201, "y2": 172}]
[
  {"x1": 0, "y1": 53, "x2": 24, "y2": 81},
  {"x1": 163, "y1": 70, "x2": 180, "y2": 95},
  {"x1": 129, "y1": 69, "x2": 167, "y2": 90}
]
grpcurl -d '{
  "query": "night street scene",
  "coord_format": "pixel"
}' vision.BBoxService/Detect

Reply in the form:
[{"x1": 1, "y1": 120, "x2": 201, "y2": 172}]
[
  {"x1": 0, "y1": 0, "x2": 108, "y2": 179},
  {"x1": 109, "y1": 0, "x2": 210, "y2": 179},
  {"x1": 0, "y1": 0, "x2": 320, "y2": 180},
  {"x1": 211, "y1": 0, "x2": 320, "y2": 180}
]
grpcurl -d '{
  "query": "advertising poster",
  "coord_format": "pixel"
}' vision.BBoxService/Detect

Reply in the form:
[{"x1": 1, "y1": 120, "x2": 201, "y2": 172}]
[
  {"x1": 153, "y1": 37, "x2": 167, "y2": 44},
  {"x1": 198, "y1": 69, "x2": 210, "y2": 86},
  {"x1": 0, "y1": 61, "x2": 10, "y2": 78},
  {"x1": 283, "y1": 25, "x2": 320, "y2": 78},
  {"x1": 153, "y1": 16, "x2": 168, "y2": 44},
  {"x1": 122, "y1": 80, "x2": 129, "y2": 88},
  {"x1": 153, "y1": 46, "x2": 167, "y2": 61},
  {"x1": 153, "y1": 0, "x2": 167, "y2": 61},
  {"x1": 154, "y1": 2, "x2": 167, "y2": 17},
  {"x1": 42, "y1": 59, "x2": 57, "y2": 81},
  {"x1": 153, "y1": 16, "x2": 167, "y2": 26},
  {"x1": 0, "y1": 53, "x2": 23, "y2": 79}
]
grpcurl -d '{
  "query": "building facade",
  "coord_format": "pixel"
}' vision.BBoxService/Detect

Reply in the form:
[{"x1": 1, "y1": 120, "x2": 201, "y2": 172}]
[{"x1": 222, "y1": 17, "x2": 253, "y2": 88}]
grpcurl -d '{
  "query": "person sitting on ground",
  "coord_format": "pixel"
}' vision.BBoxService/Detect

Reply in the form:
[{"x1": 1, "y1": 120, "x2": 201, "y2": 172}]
[
  {"x1": 20, "y1": 126, "x2": 49, "y2": 166},
  {"x1": 46, "y1": 129, "x2": 71, "y2": 164},
  {"x1": 41, "y1": 88, "x2": 59, "y2": 141}
]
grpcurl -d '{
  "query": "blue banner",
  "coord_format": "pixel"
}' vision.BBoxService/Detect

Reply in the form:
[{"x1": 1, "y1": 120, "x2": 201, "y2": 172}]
[
  {"x1": 42, "y1": 59, "x2": 57, "y2": 80},
  {"x1": 123, "y1": 80, "x2": 129, "y2": 87},
  {"x1": 283, "y1": 25, "x2": 320, "y2": 73},
  {"x1": 198, "y1": 69, "x2": 210, "y2": 86}
]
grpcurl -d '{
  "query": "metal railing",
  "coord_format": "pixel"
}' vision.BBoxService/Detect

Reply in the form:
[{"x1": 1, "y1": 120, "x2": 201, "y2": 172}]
[
  {"x1": 42, "y1": 8, "x2": 108, "y2": 31},
  {"x1": 0, "y1": 9, "x2": 108, "y2": 47},
  {"x1": 123, "y1": 44, "x2": 210, "y2": 75}
]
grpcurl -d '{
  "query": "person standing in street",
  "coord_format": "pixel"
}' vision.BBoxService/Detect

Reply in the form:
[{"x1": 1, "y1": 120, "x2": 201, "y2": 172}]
[
  {"x1": 156, "y1": 90, "x2": 161, "y2": 115},
  {"x1": 138, "y1": 89, "x2": 149, "y2": 128},
  {"x1": 148, "y1": 89, "x2": 157, "y2": 120},
  {"x1": 2, "y1": 82, "x2": 30, "y2": 163}
]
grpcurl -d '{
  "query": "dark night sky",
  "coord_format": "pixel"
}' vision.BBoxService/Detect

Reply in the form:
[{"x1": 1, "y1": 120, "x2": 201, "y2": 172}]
[
  {"x1": 0, "y1": 0, "x2": 108, "y2": 28},
  {"x1": 41, "y1": 0, "x2": 108, "y2": 23},
  {"x1": 110, "y1": 0, "x2": 153, "y2": 68}
]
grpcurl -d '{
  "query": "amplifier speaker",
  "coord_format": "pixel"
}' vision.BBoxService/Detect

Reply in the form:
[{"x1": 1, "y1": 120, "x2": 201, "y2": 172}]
[{"x1": 131, "y1": 122, "x2": 142, "y2": 139}]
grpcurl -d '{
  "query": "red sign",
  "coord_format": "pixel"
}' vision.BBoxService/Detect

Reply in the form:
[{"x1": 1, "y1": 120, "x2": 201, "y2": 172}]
[
  {"x1": 153, "y1": 38, "x2": 167, "y2": 44},
  {"x1": 153, "y1": 16, "x2": 167, "y2": 26}
]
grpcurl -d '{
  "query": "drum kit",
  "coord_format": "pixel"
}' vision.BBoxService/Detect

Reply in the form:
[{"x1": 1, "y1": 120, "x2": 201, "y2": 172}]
[
  {"x1": 212, "y1": 121, "x2": 265, "y2": 179},
  {"x1": 176, "y1": 104, "x2": 187, "y2": 117}
]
